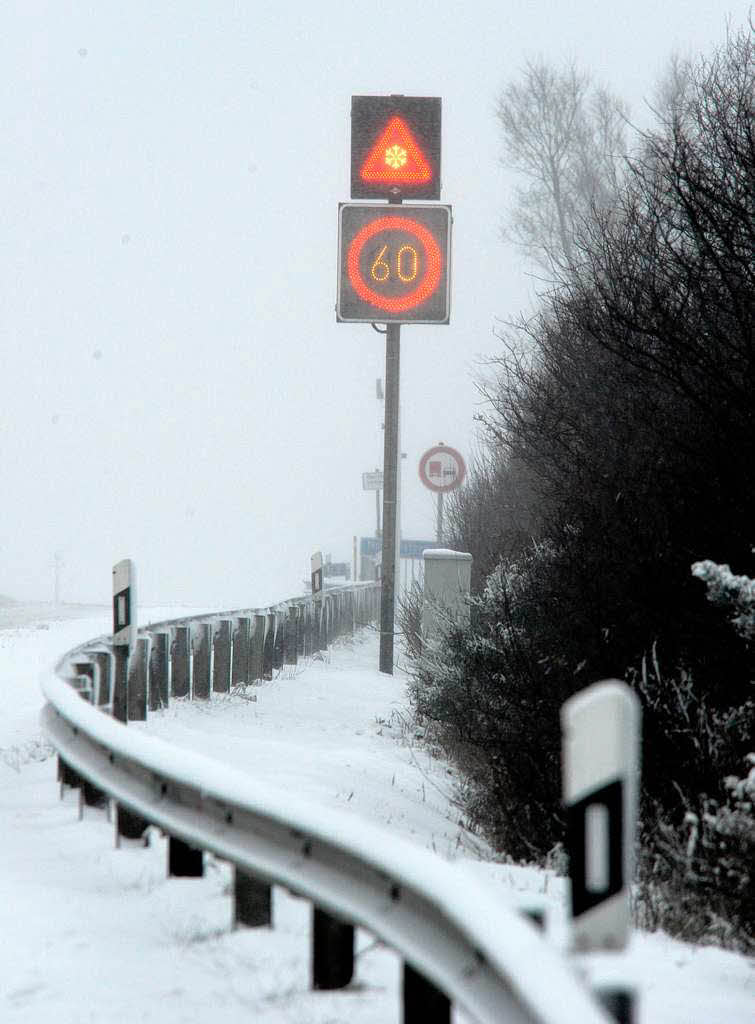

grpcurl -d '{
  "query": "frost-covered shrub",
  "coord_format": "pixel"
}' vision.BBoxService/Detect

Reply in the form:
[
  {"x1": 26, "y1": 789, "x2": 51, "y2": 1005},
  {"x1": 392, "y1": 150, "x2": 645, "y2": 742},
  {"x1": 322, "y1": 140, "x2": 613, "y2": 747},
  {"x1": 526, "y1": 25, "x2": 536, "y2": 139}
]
[
  {"x1": 403, "y1": 540, "x2": 577, "y2": 861},
  {"x1": 692, "y1": 557, "x2": 755, "y2": 641},
  {"x1": 628, "y1": 647, "x2": 754, "y2": 814},
  {"x1": 636, "y1": 754, "x2": 755, "y2": 953},
  {"x1": 629, "y1": 580, "x2": 754, "y2": 952}
]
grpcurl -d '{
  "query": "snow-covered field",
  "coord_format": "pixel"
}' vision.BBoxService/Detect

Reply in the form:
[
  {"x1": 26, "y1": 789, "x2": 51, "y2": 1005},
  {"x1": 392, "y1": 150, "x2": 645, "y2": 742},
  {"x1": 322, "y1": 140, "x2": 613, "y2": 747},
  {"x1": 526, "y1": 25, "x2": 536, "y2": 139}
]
[{"x1": 1, "y1": 604, "x2": 752, "y2": 1022}]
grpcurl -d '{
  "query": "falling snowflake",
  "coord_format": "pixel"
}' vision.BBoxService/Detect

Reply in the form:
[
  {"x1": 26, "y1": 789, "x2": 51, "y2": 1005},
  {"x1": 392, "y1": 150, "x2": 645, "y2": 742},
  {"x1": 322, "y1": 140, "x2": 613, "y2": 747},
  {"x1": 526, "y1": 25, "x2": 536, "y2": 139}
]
[{"x1": 384, "y1": 145, "x2": 407, "y2": 170}]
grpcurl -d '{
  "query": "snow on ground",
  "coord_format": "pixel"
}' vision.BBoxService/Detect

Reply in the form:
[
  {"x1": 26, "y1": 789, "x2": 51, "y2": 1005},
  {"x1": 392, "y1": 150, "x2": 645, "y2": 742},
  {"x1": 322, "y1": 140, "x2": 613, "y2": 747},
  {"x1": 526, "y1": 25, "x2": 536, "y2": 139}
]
[{"x1": 1, "y1": 604, "x2": 753, "y2": 1022}]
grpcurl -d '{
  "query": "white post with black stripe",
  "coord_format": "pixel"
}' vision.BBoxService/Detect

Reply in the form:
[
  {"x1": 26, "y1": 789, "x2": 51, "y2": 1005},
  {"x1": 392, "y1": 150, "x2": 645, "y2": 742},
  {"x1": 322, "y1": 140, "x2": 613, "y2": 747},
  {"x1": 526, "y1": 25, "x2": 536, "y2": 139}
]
[
  {"x1": 561, "y1": 680, "x2": 641, "y2": 1023},
  {"x1": 111, "y1": 558, "x2": 147, "y2": 843},
  {"x1": 112, "y1": 558, "x2": 136, "y2": 650},
  {"x1": 311, "y1": 550, "x2": 324, "y2": 651}
]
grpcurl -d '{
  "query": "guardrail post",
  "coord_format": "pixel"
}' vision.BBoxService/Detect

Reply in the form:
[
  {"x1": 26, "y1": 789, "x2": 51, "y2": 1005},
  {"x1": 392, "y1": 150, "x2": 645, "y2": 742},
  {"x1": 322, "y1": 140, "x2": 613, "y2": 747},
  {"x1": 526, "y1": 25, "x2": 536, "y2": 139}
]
[
  {"x1": 116, "y1": 804, "x2": 150, "y2": 846},
  {"x1": 322, "y1": 597, "x2": 328, "y2": 647},
  {"x1": 262, "y1": 614, "x2": 274, "y2": 679},
  {"x1": 112, "y1": 647, "x2": 128, "y2": 722},
  {"x1": 232, "y1": 617, "x2": 251, "y2": 687},
  {"x1": 272, "y1": 614, "x2": 285, "y2": 672},
  {"x1": 171, "y1": 626, "x2": 191, "y2": 698},
  {"x1": 69, "y1": 666, "x2": 109, "y2": 810},
  {"x1": 284, "y1": 607, "x2": 298, "y2": 668},
  {"x1": 312, "y1": 907, "x2": 354, "y2": 990},
  {"x1": 302, "y1": 604, "x2": 313, "y2": 657},
  {"x1": 149, "y1": 632, "x2": 170, "y2": 710},
  {"x1": 402, "y1": 963, "x2": 450, "y2": 1024},
  {"x1": 90, "y1": 650, "x2": 112, "y2": 706},
  {"x1": 58, "y1": 757, "x2": 82, "y2": 797},
  {"x1": 213, "y1": 620, "x2": 232, "y2": 693},
  {"x1": 168, "y1": 837, "x2": 204, "y2": 877},
  {"x1": 193, "y1": 623, "x2": 212, "y2": 699},
  {"x1": 233, "y1": 867, "x2": 272, "y2": 928},
  {"x1": 296, "y1": 603, "x2": 306, "y2": 657},
  {"x1": 595, "y1": 987, "x2": 635, "y2": 1024},
  {"x1": 250, "y1": 614, "x2": 265, "y2": 682},
  {"x1": 72, "y1": 661, "x2": 95, "y2": 699},
  {"x1": 311, "y1": 602, "x2": 322, "y2": 655},
  {"x1": 127, "y1": 637, "x2": 149, "y2": 721}
]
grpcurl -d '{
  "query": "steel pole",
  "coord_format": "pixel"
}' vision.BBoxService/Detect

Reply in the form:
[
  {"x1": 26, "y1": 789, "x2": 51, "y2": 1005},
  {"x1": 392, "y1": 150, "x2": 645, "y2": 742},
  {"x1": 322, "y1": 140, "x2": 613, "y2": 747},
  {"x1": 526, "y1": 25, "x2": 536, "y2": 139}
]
[{"x1": 379, "y1": 322, "x2": 400, "y2": 674}]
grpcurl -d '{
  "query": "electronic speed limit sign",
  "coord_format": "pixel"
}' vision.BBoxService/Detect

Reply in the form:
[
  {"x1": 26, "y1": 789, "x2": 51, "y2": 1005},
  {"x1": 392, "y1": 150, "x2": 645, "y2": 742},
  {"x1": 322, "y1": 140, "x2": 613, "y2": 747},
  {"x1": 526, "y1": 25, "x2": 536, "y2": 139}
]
[
  {"x1": 337, "y1": 203, "x2": 451, "y2": 324},
  {"x1": 418, "y1": 444, "x2": 466, "y2": 493}
]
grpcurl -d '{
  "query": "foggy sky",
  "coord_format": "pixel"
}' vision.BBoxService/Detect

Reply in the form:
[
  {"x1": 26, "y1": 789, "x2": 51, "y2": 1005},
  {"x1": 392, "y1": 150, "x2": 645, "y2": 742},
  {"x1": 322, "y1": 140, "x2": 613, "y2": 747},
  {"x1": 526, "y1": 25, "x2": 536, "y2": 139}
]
[{"x1": 1, "y1": 1, "x2": 742, "y2": 606}]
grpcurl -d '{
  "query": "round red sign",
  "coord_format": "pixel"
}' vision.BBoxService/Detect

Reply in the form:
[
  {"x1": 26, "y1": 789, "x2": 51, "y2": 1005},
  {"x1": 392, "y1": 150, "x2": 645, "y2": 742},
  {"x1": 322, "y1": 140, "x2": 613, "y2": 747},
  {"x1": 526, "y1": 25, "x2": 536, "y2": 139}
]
[
  {"x1": 418, "y1": 445, "x2": 466, "y2": 493},
  {"x1": 346, "y1": 215, "x2": 443, "y2": 314}
]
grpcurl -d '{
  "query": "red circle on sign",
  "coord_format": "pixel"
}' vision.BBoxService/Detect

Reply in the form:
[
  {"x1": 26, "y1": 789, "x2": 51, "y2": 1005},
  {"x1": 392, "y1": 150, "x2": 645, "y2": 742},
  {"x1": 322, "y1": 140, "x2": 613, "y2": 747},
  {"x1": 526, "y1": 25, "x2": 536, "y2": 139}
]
[
  {"x1": 418, "y1": 445, "x2": 466, "y2": 493},
  {"x1": 347, "y1": 216, "x2": 443, "y2": 314}
]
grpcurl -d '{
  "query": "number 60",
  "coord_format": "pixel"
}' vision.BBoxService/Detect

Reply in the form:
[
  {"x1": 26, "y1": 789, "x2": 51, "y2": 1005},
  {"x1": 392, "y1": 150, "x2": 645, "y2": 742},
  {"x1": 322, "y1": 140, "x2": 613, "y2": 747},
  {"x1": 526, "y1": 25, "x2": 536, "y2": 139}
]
[{"x1": 371, "y1": 244, "x2": 419, "y2": 284}]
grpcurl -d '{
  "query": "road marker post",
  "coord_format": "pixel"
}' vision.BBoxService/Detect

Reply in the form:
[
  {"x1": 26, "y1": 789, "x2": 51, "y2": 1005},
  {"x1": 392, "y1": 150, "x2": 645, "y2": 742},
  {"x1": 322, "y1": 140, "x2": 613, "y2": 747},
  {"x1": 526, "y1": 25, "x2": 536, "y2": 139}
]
[{"x1": 562, "y1": 680, "x2": 641, "y2": 1022}]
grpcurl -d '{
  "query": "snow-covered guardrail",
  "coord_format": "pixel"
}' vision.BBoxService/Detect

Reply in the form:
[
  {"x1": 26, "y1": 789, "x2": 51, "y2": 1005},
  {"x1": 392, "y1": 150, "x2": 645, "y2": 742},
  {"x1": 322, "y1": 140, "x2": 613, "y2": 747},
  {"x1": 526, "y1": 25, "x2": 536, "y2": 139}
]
[{"x1": 41, "y1": 582, "x2": 612, "y2": 1024}]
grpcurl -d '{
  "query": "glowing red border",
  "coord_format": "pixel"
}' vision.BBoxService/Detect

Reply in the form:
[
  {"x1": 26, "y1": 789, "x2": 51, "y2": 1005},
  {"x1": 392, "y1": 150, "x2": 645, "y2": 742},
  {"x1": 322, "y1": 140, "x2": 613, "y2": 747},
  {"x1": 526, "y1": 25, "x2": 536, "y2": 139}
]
[
  {"x1": 346, "y1": 216, "x2": 443, "y2": 313},
  {"x1": 418, "y1": 444, "x2": 466, "y2": 493},
  {"x1": 360, "y1": 116, "x2": 433, "y2": 184}
]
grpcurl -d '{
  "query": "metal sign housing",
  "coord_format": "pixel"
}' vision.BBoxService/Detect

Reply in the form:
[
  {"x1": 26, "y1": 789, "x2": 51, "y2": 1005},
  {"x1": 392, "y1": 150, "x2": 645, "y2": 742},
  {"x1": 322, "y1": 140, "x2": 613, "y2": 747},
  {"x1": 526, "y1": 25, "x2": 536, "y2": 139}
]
[
  {"x1": 337, "y1": 203, "x2": 451, "y2": 324},
  {"x1": 351, "y1": 95, "x2": 441, "y2": 200}
]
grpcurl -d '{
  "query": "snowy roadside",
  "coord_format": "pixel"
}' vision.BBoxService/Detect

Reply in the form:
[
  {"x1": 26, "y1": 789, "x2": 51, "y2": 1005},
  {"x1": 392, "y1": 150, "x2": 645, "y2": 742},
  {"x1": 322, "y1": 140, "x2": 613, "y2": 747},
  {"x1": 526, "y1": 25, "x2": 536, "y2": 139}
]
[{"x1": 1, "y1": 606, "x2": 752, "y2": 1022}]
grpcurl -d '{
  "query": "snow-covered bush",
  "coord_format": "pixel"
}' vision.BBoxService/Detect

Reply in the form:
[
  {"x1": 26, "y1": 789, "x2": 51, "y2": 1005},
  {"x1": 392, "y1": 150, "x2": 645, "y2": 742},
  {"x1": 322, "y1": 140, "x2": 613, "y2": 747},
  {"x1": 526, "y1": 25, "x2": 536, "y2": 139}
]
[
  {"x1": 401, "y1": 539, "x2": 576, "y2": 862},
  {"x1": 692, "y1": 557, "x2": 755, "y2": 641},
  {"x1": 631, "y1": 561, "x2": 755, "y2": 951},
  {"x1": 636, "y1": 753, "x2": 755, "y2": 953}
]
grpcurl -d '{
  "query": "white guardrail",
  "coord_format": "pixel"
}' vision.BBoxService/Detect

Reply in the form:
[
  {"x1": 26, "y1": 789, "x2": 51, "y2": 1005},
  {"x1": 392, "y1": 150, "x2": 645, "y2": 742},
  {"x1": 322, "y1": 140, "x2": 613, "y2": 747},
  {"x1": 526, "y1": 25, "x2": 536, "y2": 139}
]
[{"x1": 40, "y1": 583, "x2": 612, "y2": 1024}]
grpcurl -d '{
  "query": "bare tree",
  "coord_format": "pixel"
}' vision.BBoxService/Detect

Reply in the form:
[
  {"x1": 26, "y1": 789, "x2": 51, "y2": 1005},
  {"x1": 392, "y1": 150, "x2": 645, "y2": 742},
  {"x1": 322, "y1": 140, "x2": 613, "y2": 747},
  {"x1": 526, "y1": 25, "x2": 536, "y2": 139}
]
[{"x1": 496, "y1": 58, "x2": 627, "y2": 276}]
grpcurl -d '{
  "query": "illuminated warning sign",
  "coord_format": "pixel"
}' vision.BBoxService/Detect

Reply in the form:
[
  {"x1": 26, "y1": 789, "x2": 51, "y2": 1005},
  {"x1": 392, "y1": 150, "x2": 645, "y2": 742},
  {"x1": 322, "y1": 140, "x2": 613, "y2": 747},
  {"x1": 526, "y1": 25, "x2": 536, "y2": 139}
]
[
  {"x1": 359, "y1": 116, "x2": 432, "y2": 187},
  {"x1": 351, "y1": 96, "x2": 441, "y2": 200},
  {"x1": 337, "y1": 203, "x2": 451, "y2": 323}
]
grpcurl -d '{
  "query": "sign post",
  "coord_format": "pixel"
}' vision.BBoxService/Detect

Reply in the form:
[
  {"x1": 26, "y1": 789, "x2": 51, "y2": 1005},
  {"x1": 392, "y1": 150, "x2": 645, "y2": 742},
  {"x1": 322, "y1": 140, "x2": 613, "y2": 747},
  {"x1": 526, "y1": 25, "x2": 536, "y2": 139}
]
[
  {"x1": 339, "y1": 94, "x2": 450, "y2": 675},
  {"x1": 418, "y1": 444, "x2": 466, "y2": 543},
  {"x1": 362, "y1": 469, "x2": 384, "y2": 537}
]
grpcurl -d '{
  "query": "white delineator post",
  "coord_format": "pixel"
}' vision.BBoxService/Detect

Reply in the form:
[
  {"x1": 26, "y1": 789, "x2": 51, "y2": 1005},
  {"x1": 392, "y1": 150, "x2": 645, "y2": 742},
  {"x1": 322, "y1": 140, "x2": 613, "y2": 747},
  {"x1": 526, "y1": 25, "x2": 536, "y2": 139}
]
[
  {"x1": 561, "y1": 681, "x2": 641, "y2": 953},
  {"x1": 112, "y1": 559, "x2": 136, "y2": 724},
  {"x1": 422, "y1": 549, "x2": 472, "y2": 638},
  {"x1": 112, "y1": 558, "x2": 136, "y2": 649},
  {"x1": 111, "y1": 558, "x2": 149, "y2": 843}
]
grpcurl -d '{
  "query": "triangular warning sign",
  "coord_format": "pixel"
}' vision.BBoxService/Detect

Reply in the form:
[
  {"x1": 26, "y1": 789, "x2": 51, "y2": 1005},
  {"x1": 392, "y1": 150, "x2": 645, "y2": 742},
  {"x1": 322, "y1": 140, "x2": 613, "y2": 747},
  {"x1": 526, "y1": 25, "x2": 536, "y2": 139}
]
[{"x1": 360, "y1": 116, "x2": 432, "y2": 185}]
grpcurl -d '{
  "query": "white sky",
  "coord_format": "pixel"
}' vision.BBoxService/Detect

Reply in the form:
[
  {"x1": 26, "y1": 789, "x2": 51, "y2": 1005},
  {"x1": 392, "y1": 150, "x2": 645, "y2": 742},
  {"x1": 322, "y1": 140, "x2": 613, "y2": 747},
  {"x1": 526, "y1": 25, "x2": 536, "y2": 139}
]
[{"x1": 1, "y1": 1, "x2": 744, "y2": 605}]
